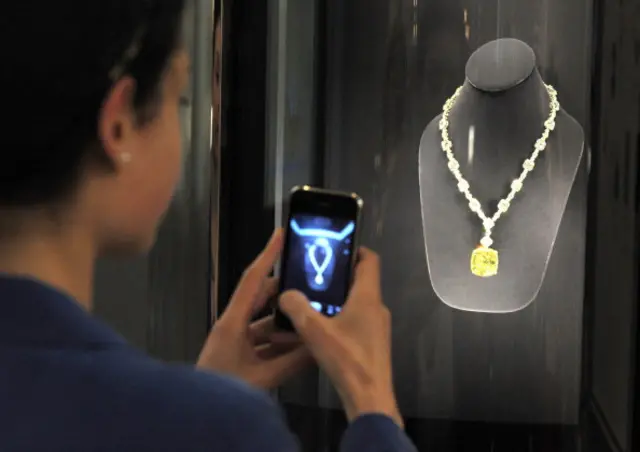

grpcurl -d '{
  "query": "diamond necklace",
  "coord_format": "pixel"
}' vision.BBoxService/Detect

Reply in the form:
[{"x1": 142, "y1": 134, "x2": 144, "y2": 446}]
[{"x1": 439, "y1": 84, "x2": 560, "y2": 277}]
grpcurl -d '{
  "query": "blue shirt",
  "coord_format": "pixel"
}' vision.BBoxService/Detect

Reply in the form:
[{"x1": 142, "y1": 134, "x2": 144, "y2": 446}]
[{"x1": 0, "y1": 276, "x2": 416, "y2": 451}]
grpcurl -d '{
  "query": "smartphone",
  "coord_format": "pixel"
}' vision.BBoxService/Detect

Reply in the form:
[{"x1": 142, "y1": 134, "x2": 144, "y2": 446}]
[{"x1": 274, "y1": 186, "x2": 363, "y2": 331}]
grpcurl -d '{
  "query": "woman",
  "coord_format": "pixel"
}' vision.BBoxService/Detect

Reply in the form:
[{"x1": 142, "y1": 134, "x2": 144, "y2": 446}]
[{"x1": 0, "y1": 1, "x2": 416, "y2": 451}]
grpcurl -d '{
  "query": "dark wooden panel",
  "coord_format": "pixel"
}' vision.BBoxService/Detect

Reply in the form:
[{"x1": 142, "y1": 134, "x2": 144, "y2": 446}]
[{"x1": 588, "y1": 0, "x2": 640, "y2": 451}]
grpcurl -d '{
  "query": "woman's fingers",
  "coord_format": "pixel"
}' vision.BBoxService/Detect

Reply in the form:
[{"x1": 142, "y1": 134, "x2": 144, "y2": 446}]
[
  {"x1": 254, "y1": 341, "x2": 302, "y2": 360},
  {"x1": 249, "y1": 316, "x2": 275, "y2": 345},
  {"x1": 249, "y1": 315, "x2": 300, "y2": 346},
  {"x1": 252, "y1": 345, "x2": 313, "y2": 388},
  {"x1": 252, "y1": 277, "x2": 279, "y2": 314},
  {"x1": 223, "y1": 230, "x2": 283, "y2": 325}
]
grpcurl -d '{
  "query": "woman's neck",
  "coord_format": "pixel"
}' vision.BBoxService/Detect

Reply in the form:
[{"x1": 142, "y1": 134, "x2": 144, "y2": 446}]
[{"x1": 0, "y1": 212, "x2": 96, "y2": 309}]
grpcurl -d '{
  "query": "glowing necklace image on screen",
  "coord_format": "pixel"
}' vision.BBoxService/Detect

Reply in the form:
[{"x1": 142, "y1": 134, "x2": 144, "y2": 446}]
[
  {"x1": 308, "y1": 238, "x2": 332, "y2": 285},
  {"x1": 290, "y1": 220, "x2": 355, "y2": 292}
]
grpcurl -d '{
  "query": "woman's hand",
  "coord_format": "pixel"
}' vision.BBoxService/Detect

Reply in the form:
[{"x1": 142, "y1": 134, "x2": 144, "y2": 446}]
[
  {"x1": 277, "y1": 248, "x2": 403, "y2": 427},
  {"x1": 197, "y1": 229, "x2": 311, "y2": 390}
]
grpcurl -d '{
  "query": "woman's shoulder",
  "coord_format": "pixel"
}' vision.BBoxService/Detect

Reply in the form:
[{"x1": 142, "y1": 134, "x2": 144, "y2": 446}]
[
  {"x1": 97, "y1": 350, "x2": 298, "y2": 449},
  {"x1": 1, "y1": 345, "x2": 298, "y2": 451},
  {"x1": 91, "y1": 349, "x2": 288, "y2": 425}
]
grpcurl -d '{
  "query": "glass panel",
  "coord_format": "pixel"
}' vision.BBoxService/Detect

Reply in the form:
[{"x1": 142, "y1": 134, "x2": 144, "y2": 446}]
[
  {"x1": 266, "y1": 0, "x2": 320, "y2": 225},
  {"x1": 260, "y1": 0, "x2": 640, "y2": 450},
  {"x1": 94, "y1": 0, "x2": 214, "y2": 363},
  {"x1": 316, "y1": 0, "x2": 592, "y2": 427}
]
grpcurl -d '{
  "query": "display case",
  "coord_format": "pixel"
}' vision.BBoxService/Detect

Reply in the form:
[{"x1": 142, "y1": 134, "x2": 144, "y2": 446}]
[
  {"x1": 218, "y1": 0, "x2": 640, "y2": 450},
  {"x1": 94, "y1": 0, "x2": 214, "y2": 363}
]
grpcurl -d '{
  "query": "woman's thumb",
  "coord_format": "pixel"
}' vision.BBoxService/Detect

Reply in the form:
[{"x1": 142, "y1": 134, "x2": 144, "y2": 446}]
[{"x1": 279, "y1": 290, "x2": 324, "y2": 339}]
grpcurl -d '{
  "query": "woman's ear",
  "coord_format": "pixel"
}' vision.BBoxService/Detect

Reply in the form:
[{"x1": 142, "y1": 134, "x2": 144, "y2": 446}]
[{"x1": 98, "y1": 76, "x2": 138, "y2": 168}]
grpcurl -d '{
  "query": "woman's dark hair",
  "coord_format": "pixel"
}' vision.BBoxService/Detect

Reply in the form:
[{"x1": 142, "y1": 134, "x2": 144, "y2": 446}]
[{"x1": 1, "y1": 0, "x2": 186, "y2": 207}]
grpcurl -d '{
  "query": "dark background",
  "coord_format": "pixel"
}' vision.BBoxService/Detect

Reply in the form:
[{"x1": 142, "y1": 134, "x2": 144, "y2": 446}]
[{"x1": 218, "y1": 0, "x2": 640, "y2": 450}]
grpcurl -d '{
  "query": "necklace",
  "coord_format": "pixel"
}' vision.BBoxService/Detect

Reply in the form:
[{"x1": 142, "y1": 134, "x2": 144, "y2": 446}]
[{"x1": 439, "y1": 84, "x2": 560, "y2": 278}]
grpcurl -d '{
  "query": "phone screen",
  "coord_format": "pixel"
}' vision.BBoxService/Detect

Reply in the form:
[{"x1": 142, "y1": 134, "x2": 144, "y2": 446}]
[
  {"x1": 276, "y1": 187, "x2": 362, "y2": 329},
  {"x1": 281, "y1": 214, "x2": 356, "y2": 317}
]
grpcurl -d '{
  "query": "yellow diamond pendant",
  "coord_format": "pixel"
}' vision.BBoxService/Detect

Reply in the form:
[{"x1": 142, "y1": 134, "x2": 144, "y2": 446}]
[{"x1": 470, "y1": 245, "x2": 499, "y2": 277}]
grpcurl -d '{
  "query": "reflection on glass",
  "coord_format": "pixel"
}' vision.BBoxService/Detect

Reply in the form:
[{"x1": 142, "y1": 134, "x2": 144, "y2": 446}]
[{"x1": 262, "y1": 0, "x2": 631, "y2": 450}]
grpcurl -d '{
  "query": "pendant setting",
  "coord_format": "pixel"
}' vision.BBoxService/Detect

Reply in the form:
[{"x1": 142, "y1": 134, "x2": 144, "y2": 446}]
[{"x1": 470, "y1": 245, "x2": 499, "y2": 278}]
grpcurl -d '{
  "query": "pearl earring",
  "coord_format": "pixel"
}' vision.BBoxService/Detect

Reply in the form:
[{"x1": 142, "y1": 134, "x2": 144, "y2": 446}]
[{"x1": 120, "y1": 152, "x2": 132, "y2": 163}]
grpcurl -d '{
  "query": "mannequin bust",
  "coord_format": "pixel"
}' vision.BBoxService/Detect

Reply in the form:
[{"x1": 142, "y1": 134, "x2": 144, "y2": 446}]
[{"x1": 419, "y1": 38, "x2": 586, "y2": 313}]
